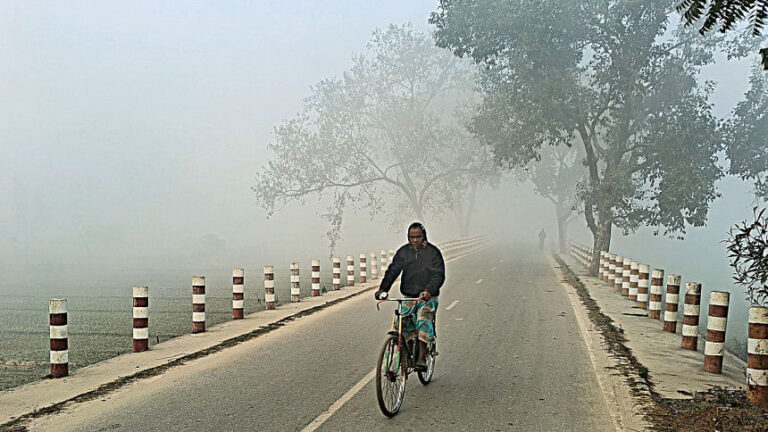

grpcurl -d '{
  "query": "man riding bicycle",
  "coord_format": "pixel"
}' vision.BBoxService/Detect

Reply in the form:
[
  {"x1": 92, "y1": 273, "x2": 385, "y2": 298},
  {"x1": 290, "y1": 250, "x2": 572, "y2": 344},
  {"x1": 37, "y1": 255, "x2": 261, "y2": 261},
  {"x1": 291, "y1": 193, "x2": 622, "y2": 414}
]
[{"x1": 375, "y1": 222, "x2": 445, "y2": 371}]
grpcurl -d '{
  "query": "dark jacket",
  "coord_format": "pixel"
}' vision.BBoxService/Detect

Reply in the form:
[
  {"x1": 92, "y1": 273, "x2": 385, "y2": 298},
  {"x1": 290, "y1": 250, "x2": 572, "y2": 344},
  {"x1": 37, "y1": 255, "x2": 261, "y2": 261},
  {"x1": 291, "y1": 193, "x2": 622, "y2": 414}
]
[{"x1": 379, "y1": 242, "x2": 445, "y2": 297}]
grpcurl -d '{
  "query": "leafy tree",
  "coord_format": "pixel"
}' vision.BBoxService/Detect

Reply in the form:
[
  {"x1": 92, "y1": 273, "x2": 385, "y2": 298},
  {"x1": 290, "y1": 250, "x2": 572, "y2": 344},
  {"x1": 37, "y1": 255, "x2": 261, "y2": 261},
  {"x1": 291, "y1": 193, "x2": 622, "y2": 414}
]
[
  {"x1": 726, "y1": 207, "x2": 768, "y2": 306},
  {"x1": 528, "y1": 145, "x2": 585, "y2": 254},
  {"x1": 726, "y1": 63, "x2": 768, "y2": 200},
  {"x1": 676, "y1": 0, "x2": 768, "y2": 69},
  {"x1": 432, "y1": 0, "x2": 725, "y2": 274},
  {"x1": 253, "y1": 24, "x2": 499, "y2": 250}
]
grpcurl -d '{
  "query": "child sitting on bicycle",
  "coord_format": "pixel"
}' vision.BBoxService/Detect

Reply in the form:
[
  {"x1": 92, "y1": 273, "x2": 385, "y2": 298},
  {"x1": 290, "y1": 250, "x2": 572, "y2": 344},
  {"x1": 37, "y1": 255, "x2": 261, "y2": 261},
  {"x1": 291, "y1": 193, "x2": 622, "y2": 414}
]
[{"x1": 375, "y1": 222, "x2": 445, "y2": 371}]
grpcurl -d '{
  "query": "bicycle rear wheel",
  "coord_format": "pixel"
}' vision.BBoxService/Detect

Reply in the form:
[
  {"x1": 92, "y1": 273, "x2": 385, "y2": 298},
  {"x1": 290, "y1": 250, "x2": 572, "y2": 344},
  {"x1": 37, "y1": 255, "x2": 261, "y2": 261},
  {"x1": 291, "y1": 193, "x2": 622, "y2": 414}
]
[
  {"x1": 417, "y1": 341, "x2": 436, "y2": 385},
  {"x1": 376, "y1": 335, "x2": 406, "y2": 417}
]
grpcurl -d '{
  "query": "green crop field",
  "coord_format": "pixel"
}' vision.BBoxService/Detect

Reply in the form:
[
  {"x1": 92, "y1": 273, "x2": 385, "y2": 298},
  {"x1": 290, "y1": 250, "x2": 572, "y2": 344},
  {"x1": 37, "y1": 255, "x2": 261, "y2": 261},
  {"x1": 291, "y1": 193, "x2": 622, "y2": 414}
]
[{"x1": 0, "y1": 272, "x2": 342, "y2": 391}]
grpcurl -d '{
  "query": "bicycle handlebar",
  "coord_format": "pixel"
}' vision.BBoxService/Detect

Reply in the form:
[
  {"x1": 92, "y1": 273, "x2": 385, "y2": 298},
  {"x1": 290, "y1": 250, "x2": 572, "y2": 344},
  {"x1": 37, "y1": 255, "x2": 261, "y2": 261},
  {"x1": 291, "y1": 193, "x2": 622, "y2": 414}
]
[{"x1": 376, "y1": 297, "x2": 425, "y2": 311}]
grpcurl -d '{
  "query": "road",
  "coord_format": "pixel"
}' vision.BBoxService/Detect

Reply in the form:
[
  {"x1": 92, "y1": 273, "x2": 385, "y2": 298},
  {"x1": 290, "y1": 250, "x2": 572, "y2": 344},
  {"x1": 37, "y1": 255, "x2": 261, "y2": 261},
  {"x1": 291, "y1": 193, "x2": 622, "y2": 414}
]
[{"x1": 27, "y1": 243, "x2": 616, "y2": 431}]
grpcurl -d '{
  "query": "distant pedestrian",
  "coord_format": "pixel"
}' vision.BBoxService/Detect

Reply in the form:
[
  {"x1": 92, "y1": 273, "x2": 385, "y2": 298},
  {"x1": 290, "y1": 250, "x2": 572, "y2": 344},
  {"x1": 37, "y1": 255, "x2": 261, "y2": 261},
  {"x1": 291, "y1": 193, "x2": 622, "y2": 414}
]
[{"x1": 538, "y1": 229, "x2": 546, "y2": 252}]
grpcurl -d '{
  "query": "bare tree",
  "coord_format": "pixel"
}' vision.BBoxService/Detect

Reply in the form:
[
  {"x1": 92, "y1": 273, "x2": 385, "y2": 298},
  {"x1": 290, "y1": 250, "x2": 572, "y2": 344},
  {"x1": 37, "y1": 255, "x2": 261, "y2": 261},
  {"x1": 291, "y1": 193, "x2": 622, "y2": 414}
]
[{"x1": 253, "y1": 24, "x2": 499, "y2": 250}]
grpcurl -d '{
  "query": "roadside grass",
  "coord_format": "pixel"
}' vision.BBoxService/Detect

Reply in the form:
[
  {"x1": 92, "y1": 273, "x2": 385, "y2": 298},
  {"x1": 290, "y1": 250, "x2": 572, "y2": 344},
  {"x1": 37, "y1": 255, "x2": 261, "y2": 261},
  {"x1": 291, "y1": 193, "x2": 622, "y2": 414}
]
[{"x1": 648, "y1": 386, "x2": 768, "y2": 431}]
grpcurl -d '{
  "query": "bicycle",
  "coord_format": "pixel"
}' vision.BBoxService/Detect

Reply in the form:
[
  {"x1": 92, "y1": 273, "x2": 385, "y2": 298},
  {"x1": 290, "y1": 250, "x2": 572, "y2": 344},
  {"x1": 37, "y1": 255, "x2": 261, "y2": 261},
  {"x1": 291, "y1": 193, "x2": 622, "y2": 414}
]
[{"x1": 375, "y1": 294, "x2": 437, "y2": 417}]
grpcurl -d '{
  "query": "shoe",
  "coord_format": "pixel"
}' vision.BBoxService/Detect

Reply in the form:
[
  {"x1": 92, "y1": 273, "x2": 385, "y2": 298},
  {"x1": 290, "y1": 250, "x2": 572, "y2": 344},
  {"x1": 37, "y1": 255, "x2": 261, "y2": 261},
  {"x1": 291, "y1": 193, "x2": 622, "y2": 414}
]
[{"x1": 415, "y1": 360, "x2": 427, "y2": 372}]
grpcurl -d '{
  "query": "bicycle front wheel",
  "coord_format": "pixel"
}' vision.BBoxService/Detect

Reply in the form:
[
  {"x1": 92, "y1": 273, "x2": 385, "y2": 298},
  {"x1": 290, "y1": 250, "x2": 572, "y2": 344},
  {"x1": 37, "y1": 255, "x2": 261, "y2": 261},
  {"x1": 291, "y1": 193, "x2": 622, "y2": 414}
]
[{"x1": 376, "y1": 335, "x2": 406, "y2": 417}]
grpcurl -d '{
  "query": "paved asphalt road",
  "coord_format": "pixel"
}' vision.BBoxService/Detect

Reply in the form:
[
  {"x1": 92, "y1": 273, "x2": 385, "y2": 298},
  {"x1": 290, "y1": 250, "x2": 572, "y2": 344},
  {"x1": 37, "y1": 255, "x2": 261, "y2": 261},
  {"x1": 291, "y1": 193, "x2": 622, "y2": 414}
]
[{"x1": 28, "y1": 243, "x2": 615, "y2": 431}]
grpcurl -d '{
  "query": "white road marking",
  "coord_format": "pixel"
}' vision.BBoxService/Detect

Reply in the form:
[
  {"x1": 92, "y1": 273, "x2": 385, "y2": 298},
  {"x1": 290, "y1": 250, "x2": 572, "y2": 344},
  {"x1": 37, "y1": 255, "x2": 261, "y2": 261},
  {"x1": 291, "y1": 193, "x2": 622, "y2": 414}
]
[
  {"x1": 491, "y1": 267, "x2": 496, "y2": 271},
  {"x1": 475, "y1": 279, "x2": 483, "y2": 284},
  {"x1": 301, "y1": 368, "x2": 376, "y2": 432},
  {"x1": 445, "y1": 300, "x2": 460, "y2": 310}
]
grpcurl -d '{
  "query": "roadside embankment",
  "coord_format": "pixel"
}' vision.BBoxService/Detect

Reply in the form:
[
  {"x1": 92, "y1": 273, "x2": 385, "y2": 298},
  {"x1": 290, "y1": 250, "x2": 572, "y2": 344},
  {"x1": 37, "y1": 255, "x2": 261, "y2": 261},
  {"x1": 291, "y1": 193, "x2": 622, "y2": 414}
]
[{"x1": 555, "y1": 252, "x2": 768, "y2": 431}]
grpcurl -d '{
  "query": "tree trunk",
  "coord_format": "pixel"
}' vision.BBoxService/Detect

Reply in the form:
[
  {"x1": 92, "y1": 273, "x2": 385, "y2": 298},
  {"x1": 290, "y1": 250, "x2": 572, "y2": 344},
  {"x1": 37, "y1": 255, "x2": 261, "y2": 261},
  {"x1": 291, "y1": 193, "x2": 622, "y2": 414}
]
[
  {"x1": 591, "y1": 217, "x2": 612, "y2": 276},
  {"x1": 460, "y1": 181, "x2": 478, "y2": 237},
  {"x1": 557, "y1": 213, "x2": 569, "y2": 254}
]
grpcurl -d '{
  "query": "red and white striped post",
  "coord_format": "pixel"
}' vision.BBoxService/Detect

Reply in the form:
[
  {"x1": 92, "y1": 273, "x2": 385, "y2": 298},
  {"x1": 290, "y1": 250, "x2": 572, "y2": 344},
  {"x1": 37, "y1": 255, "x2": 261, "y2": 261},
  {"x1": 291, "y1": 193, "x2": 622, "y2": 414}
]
[
  {"x1": 359, "y1": 253, "x2": 367, "y2": 284},
  {"x1": 747, "y1": 306, "x2": 768, "y2": 408},
  {"x1": 380, "y1": 250, "x2": 388, "y2": 275},
  {"x1": 704, "y1": 291, "x2": 730, "y2": 374},
  {"x1": 607, "y1": 254, "x2": 616, "y2": 286},
  {"x1": 133, "y1": 286, "x2": 149, "y2": 352},
  {"x1": 49, "y1": 298, "x2": 68, "y2": 378},
  {"x1": 621, "y1": 258, "x2": 631, "y2": 297},
  {"x1": 290, "y1": 262, "x2": 301, "y2": 302},
  {"x1": 233, "y1": 269, "x2": 244, "y2": 319},
  {"x1": 613, "y1": 255, "x2": 624, "y2": 292},
  {"x1": 192, "y1": 276, "x2": 206, "y2": 333},
  {"x1": 682, "y1": 282, "x2": 701, "y2": 350},
  {"x1": 637, "y1": 264, "x2": 649, "y2": 309},
  {"x1": 311, "y1": 260, "x2": 320, "y2": 296},
  {"x1": 664, "y1": 274, "x2": 681, "y2": 333},
  {"x1": 599, "y1": 252, "x2": 606, "y2": 281},
  {"x1": 264, "y1": 266, "x2": 275, "y2": 310},
  {"x1": 332, "y1": 258, "x2": 341, "y2": 290},
  {"x1": 346, "y1": 256, "x2": 355, "y2": 287},
  {"x1": 389, "y1": 249, "x2": 394, "y2": 268},
  {"x1": 648, "y1": 269, "x2": 664, "y2": 320},
  {"x1": 628, "y1": 261, "x2": 639, "y2": 301},
  {"x1": 370, "y1": 253, "x2": 378, "y2": 280}
]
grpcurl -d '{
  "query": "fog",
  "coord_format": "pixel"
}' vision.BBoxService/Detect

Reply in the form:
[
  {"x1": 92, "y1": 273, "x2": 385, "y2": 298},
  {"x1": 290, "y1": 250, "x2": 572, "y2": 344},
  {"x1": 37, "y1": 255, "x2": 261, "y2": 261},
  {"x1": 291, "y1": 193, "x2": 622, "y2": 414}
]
[{"x1": 0, "y1": 0, "x2": 760, "y2": 301}]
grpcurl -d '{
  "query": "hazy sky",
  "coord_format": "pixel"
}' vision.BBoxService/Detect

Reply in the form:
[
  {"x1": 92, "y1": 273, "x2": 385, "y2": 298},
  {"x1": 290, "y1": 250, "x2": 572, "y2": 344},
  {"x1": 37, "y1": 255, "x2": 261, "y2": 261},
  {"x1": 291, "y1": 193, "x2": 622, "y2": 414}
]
[
  {"x1": 0, "y1": 1, "x2": 761, "y2": 292},
  {"x1": 0, "y1": 1, "x2": 442, "y2": 275}
]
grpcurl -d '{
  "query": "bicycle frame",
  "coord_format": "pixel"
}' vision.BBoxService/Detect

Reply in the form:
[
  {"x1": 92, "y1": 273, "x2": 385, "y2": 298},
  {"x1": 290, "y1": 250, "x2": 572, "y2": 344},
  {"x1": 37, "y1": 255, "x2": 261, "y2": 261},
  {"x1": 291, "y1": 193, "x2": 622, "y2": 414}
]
[{"x1": 377, "y1": 297, "x2": 424, "y2": 374}]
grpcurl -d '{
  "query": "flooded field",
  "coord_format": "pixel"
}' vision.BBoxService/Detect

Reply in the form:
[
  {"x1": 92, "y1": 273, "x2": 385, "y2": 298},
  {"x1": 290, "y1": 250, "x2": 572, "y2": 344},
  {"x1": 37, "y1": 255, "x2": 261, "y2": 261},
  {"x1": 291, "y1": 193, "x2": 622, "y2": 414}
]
[{"x1": 0, "y1": 267, "x2": 349, "y2": 392}]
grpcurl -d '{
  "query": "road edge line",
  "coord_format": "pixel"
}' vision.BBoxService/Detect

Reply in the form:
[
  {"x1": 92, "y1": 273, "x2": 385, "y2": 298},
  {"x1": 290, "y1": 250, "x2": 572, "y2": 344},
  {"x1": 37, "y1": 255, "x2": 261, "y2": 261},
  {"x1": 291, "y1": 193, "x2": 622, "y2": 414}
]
[{"x1": 548, "y1": 254, "x2": 652, "y2": 432}]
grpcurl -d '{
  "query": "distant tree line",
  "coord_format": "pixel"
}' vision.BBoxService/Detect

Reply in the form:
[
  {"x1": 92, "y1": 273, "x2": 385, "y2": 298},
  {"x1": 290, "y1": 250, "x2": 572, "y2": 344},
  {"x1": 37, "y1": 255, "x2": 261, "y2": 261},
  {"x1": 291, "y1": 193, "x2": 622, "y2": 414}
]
[{"x1": 253, "y1": 1, "x2": 766, "y2": 294}]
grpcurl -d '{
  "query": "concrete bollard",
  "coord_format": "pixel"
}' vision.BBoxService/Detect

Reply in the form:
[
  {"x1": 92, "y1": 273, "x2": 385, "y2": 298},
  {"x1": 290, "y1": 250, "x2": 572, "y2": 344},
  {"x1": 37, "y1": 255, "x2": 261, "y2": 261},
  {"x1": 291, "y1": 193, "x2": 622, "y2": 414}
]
[
  {"x1": 359, "y1": 253, "x2": 367, "y2": 284},
  {"x1": 264, "y1": 266, "x2": 275, "y2": 310},
  {"x1": 637, "y1": 264, "x2": 649, "y2": 309},
  {"x1": 621, "y1": 258, "x2": 631, "y2": 297},
  {"x1": 49, "y1": 298, "x2": 68, "y2": 377},
  {"x1": 607, "y1": 253, "x2": 616, "y2": 285},
  {"x1": 332, "y1": 257, "x2": 341, "y2": 290},
  {"x1": 704, "y1": 291, "x2": 730, "y2": 374},
  {"x1": 290, "y1": 262, "x2": 301, "y2": 302},
  {"x1": 370, "y1": 253, "x2": 378, "y2": 280},
  {"x1": 649, "y1": 269, "x2": 664, "y2": 319},
  {"x1": 682, "y1": 282, "x2": 701, "y2": 350},
  {"x1": 192, "y1": 277, "x2": 206, "y2": 333},
  {"x1": 614, "y1": 255, "x2": 624, "y2": 292},
  {"x1": 380, "y1": 250, "x2": 388, "y2": 274},
  {"x1": 747, "y1": 306, "x2": 768, "y2": 408},
  {"x1": 311, "y1": 260, "x2": 320, "y2": 296},
  {"x1": 599, "y1": 251, "x2": 606, "y2": 281},
  {"x1": 346, "y1": 256, "x2": 355, "y2": 287},
  {"x1": 133, "y1": 286, "x2": 149, "y2": 352},
  {"x1": 664, "y1": 274, "x2": 681, "y2": 333},
  {"x1": 628, "y1": 261, "x2": 639, "y2": 301},
  {"x1": 233, "y1": 269, "x2": 244, "y2": 319}
]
